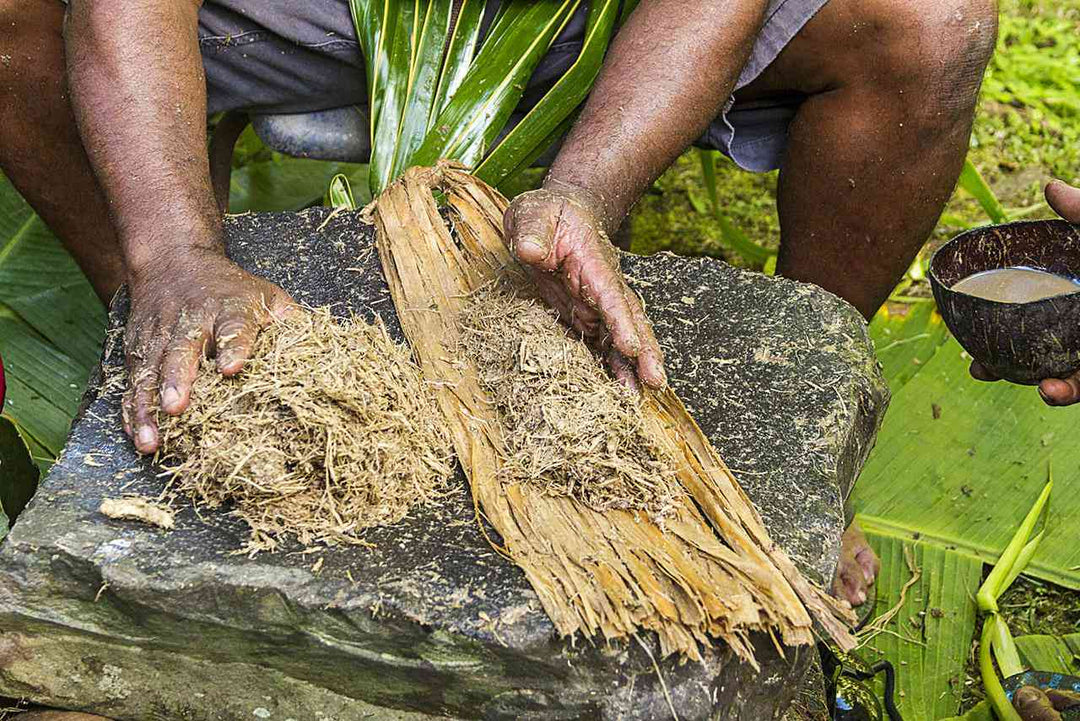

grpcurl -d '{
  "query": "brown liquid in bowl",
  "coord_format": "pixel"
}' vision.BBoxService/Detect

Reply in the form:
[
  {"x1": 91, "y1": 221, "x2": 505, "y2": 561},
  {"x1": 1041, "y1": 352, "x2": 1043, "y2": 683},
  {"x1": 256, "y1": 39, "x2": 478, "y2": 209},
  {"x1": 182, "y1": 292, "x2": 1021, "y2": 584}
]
[{"x1": 951, "y1": 267, "x2": 1080, "y2": 304}]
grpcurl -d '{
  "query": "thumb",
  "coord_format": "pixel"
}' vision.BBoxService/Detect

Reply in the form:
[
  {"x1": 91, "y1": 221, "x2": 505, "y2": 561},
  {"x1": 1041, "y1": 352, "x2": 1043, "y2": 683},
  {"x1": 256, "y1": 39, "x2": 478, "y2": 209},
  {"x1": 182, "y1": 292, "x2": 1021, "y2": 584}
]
[
  {"x1": 504, "y1": 192, "x2": 559, "y2": 270},
  {"x1": 1046, "y1": 179, "x2": 1080, "y2": 223}
]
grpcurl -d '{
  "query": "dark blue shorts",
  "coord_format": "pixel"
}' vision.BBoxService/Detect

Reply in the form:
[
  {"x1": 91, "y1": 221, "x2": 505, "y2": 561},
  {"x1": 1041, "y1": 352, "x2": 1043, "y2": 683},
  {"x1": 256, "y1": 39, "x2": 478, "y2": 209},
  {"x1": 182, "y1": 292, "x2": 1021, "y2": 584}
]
[{"x1": 198, "y1": 1, "x2": 827, "y2": 172}]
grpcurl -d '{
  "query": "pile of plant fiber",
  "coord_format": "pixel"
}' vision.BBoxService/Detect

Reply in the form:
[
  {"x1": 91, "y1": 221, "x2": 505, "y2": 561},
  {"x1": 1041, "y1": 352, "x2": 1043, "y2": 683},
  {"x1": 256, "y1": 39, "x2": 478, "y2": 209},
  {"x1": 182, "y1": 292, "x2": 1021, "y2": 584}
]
[
  {"x1": 457, "y1": 284, "x2": 682, "y2": 522},
  {"x1": 157, "y1": 308, "x2": 454, "y2": 552}
]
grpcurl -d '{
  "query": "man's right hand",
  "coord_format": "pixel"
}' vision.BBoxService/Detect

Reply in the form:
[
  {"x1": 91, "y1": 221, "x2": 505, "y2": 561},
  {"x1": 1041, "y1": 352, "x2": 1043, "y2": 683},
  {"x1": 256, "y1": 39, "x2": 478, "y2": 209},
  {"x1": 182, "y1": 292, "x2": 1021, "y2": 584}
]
[
  {"x1": 123, "y1": 250, "x2": 294, "y2": 454},
  {"x1": 504, "y1": 180, "x2": 666, "y2": 390}
]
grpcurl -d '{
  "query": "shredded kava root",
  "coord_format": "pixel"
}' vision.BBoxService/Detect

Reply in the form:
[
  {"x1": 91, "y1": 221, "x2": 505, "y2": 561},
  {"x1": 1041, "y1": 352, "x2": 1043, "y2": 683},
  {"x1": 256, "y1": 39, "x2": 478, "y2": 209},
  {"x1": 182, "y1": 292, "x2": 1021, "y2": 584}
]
[
  {"x1": 458, "y1": 283, "x2": 682, "y2": 522},
  {"x1": 372, "y1": 164, "x2": 856, "y2": 664},
  {"x1": 156, "y1": 308, "x2": 453, "y2": 551}
]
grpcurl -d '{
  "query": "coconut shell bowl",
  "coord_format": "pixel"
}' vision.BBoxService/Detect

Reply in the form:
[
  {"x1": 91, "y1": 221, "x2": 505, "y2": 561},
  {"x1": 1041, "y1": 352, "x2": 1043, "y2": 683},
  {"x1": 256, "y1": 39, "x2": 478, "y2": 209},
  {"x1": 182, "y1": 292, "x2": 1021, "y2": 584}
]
[{"x1": 929, "y1": 219, "x2": 1080, "y2": 385}]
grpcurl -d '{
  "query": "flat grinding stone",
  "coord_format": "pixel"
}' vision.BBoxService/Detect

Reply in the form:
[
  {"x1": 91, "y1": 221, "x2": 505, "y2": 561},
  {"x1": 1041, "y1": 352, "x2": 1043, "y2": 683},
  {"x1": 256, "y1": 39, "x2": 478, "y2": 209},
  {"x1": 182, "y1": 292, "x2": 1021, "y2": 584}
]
[{"x1": 0, "y1": 208, "x2": 888, "y2": 720}]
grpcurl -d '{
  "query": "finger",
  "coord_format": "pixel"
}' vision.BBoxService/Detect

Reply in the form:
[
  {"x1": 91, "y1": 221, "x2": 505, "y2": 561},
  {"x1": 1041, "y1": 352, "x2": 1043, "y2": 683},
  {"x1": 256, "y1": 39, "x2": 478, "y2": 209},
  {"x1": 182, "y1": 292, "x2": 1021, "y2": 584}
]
[
  {"x1": 608, "y1": 349, "x2": 640, "y2": 392},
  {"x1": 1013, "y1": 685, "x2": 1061, "y2": 720},
  {"x1": 856, "y1": 547, "x2": 880, "y2": 586},
  {"x1": 123, "y1": 338, "x2": 166, "y2": 455},
  {"x1": 504, "y1": 192, "x2": 559, "y2": 270},
  {"x1": 560, "y1": 244, "x2": 643, "y2": 359},
  {"x1": 531, "y1": 270, "x2": 602, "y2": 338},
  {"x1": 214, "y1": 300, "x2": 265, "y2": 376},
  {"x1": 585, "y1": 272, "x2": 644, "y2": 361},
  {"x1": 159, "y1": 322, "x2": 212, "y2": 415},
  {"x1": 625, "y1": 290, "x2": 666, "y2": 389},
  {"x1": 969, "y1": 360, "x2": 1000, "y2": 382},
  {"x1": 1039, "y1": 374, "x2": 1080, "y2": 406},
  {"x1": 1046, "y1": 179, "x2": 1080, "y2": 223}
]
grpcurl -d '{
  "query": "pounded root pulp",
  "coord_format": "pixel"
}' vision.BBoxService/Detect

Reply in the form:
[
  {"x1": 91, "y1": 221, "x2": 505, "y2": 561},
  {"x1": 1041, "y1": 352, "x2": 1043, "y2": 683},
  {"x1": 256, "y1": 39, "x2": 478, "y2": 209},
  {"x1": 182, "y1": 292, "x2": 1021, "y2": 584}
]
[
  {"x1": 157, "y1": 308, "x2": 454, "y2": 552},
  {"x1": 458, "y1": 284, "x2": 682, "y2": 522}
]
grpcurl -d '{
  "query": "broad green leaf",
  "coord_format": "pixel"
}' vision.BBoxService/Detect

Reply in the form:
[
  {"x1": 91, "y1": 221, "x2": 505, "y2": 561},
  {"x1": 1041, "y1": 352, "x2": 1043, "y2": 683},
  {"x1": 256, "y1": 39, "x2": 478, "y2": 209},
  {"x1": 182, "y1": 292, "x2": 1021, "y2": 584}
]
[
  {"x1": 229, "y1": 158, "x2": 370, "y2": 214},
  {"x1": 0, "y1": 414, "x2": 39, "y2": 541},
  {"x1": 476, "y1": 0, "x2": 618, "y2": 186},
  {"x1": 1013, "y1": 633, "x2": 1080, "y2": 675},
  {"x1": 0, "y1": 306, "x2": 89, "y2": 454},
  {"x1": 958, "y1": 158, "x2": 1009, "y2": 225},
  {"x1": 0, "y1": 172, "x2": 105, "y2": 369},
  {"x1": 854, "y1": 338, "x2": 1080, "y2": 589},
  {"x1": 867, "y1": 300, "x2": 950, "y2": 391},
  {"x1": 942, "y1": 700, "x2": 994, "y2": 721},
  {"x1": 859, "y1": 530, "x2": 983, "y2": 720}
]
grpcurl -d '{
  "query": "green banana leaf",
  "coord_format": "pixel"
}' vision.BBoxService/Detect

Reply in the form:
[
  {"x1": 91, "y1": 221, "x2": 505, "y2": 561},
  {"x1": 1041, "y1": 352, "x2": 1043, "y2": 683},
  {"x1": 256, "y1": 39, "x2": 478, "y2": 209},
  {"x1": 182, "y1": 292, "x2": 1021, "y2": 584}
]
[
  {"x1": 0, "y1": 172, "x2": 104, "y2": 465},
  {"x1": 859, "y1": 530, "x2": 983, "y2": 719},
  {"x1": 0, "y1": 174, "x2": 105, "y2": 370},
  {"x1": 867, "y1": 300, "x2": 951, "y2": 390},
  {"x1": 854, "y1": 335, "x2": 1080, "y2": 590}
]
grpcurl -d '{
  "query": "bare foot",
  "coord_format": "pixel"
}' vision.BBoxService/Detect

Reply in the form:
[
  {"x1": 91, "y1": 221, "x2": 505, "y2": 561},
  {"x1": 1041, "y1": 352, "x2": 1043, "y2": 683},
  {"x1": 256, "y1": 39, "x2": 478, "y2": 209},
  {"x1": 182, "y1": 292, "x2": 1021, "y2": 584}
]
[{"x1": 832, "y1": 521, "x2": 879, "y2": 607}]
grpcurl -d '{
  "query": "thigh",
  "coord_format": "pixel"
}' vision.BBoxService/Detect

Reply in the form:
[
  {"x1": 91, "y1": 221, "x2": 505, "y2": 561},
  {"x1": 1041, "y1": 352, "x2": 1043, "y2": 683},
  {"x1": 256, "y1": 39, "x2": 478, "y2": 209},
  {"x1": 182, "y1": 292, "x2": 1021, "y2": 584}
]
[{"x1": 199, "y1": 0, "x2": 367, "y2": 115}]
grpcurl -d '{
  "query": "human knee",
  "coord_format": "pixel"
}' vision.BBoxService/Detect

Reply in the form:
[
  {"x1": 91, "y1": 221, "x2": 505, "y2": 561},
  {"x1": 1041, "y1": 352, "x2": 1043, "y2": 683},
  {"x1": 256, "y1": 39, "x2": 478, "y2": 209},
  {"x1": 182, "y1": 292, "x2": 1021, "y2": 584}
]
[{"x1": 865, "y1": 0, "x2": 998, "y2": 113}]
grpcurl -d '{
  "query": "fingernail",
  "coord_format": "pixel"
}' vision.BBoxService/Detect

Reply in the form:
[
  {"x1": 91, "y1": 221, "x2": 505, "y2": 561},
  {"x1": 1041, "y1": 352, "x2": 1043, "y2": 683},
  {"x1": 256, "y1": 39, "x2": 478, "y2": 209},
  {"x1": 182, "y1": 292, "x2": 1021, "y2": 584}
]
[
  {"x1": 136, "y1": 426, "x2": 156, "y2": 449},
  {"x1": 161, "y1": 387, "x2": 180, "y2": 409},
  {"x1": 517, "y1": 236, "x2": 547, "y2": 257}
]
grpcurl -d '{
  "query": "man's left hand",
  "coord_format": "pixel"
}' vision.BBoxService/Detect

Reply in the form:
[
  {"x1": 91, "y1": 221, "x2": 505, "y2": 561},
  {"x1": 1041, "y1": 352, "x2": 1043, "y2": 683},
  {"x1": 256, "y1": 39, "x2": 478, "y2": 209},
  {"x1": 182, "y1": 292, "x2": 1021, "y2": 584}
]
[{"x1": 970, "y1": 179, "x2": 1080, "y2": 405}]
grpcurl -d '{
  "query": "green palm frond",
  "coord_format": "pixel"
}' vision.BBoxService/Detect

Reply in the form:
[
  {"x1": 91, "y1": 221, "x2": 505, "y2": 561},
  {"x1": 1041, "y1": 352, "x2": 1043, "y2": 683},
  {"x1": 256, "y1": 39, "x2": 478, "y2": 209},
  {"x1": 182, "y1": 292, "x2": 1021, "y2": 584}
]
[{"x1": 351, "y1": 0, "x2": 626, "y2": 196}]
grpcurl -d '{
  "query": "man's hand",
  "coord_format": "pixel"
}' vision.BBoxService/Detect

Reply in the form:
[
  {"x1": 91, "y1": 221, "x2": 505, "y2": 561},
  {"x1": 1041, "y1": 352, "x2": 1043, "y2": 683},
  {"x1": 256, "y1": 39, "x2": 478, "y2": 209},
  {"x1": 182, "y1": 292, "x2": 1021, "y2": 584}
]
[
  {"x1": 504, "y1": 180, "x2": 666, "y2": 390},
  {"x1": 123, "y1": 250, "x2": 294, "y2": 454},
  {"x1": 970, "y1": 179, "x2": 1080, "y2": 405}
]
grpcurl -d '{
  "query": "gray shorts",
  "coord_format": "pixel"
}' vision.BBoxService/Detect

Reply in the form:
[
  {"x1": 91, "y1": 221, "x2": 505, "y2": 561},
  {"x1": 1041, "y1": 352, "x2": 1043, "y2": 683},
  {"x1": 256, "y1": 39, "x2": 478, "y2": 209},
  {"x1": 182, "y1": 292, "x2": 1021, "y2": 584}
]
[{"x1": 198, "y1": 1, "x2": 827, "y2": 172}]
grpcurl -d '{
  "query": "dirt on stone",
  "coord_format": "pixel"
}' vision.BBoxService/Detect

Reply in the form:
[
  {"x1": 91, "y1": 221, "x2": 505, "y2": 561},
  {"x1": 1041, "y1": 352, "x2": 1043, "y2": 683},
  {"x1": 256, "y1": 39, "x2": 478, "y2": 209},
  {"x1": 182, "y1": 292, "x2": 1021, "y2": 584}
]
[
  {"x1": 156, "y1": 307, "x2": 454, "y2": 552},
  {"x1": 457, "y1": 282, "x2": 683, "y2": 522}
]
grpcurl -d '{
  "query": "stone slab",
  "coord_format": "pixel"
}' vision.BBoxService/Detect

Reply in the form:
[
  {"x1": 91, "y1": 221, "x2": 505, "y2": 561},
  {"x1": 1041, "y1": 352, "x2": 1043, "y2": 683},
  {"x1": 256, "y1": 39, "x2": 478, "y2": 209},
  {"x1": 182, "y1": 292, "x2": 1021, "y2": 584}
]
[{"x1": 0, "y1": 208, "x2": 887, "y2": 720}]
